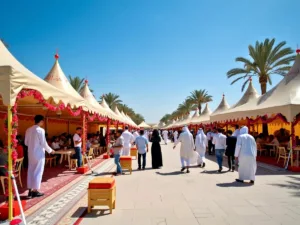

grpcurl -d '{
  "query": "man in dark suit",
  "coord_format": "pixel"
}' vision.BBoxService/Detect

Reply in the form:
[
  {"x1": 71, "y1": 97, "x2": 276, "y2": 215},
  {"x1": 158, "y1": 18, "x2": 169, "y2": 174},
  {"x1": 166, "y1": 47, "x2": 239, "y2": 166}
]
[{"x1": 226, "y1": 130, "x2": 237, "y2": 172}]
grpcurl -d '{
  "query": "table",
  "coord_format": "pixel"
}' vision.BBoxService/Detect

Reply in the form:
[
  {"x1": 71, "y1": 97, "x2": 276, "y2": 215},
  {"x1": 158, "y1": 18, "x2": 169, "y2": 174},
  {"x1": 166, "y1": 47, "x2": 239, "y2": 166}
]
[
  {"x1": 54, "y1": 149, "x2": 75, "y2": 169},
  {"x1": 292, "y1": 146, "x2": 300, "y2": 167},
  {"x1": 264, "y1": 144, "x2": 277, "y2": 157}
]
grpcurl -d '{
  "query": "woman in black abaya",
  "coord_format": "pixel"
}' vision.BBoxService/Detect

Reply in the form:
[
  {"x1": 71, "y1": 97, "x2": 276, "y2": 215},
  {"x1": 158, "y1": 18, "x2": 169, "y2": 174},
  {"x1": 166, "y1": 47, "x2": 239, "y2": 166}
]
[{"x1": 150, "y1": 129, "x2": 163, "y2": 169}]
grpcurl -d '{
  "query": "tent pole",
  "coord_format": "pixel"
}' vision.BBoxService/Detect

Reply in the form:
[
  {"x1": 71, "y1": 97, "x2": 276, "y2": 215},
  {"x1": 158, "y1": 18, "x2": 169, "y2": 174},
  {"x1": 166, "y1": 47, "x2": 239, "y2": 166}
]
[
  {"x1": 7, "y1": 105, "x2": 13, "y2": 221},
  {"x1": 82, "y1": 113, "x2": 87, "y2": 156},
  {"x1": 106, "y1": 119, "x2": 111, "y2": 154}
]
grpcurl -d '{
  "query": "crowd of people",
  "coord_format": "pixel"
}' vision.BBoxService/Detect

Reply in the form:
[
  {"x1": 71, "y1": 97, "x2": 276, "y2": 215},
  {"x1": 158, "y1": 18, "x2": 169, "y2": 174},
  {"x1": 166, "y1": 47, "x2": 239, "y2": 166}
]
[{"x1": 0, "y1": 115, "x2": 296, "y2": 199}]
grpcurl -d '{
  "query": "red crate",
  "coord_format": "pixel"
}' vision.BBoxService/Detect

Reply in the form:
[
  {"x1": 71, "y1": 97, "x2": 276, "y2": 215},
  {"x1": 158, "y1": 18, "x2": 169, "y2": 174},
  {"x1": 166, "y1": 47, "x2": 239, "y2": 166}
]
[
  {"x1": 0, "y1": 200, "x2": 26, "y2": 220},
  {"x1": 77, "y1": 166, "x2": 89, "y2": 174}
]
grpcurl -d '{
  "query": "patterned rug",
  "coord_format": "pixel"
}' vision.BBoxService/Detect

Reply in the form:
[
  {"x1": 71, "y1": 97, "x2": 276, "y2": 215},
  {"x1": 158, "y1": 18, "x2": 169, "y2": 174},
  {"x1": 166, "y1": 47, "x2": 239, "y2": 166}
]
[{"x1": 0, "y1": 156, "x2": 105, "y2": 210}]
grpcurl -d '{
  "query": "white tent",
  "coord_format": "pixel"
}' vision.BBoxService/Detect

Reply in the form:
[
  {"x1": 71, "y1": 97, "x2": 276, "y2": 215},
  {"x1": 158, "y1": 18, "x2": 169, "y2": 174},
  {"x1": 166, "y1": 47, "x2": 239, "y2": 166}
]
[
  {"x1": 44, "y1": 55, "x2": 109, "y2": 117},
  {"x1": 190, "y1": 103, "x2": 212, "y2": 125},
  {"x1": 80, "y1": 81, "x2": 116, "y2": 119},
  {"x1": 0, "y1": 41, "x2": 86, "y2": 109},
  {"x1": 211, "y1": 51, "x2": 300, "y2": 123},
  {"x1": 138, "y1": 121, "x2": 151, "y2": 128},
  {"x1": 210, "y1": 80, "x2": 260, "y2": 122},
  {"x1": 210, "y1": 94, "x2": 230, "y2": 116}
]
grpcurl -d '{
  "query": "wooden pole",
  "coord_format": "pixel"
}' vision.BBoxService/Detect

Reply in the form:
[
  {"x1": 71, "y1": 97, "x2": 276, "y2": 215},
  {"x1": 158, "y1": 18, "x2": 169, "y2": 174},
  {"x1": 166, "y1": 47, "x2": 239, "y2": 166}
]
[{"x1": 7, "y1": 105, "x2": 13, "y2": 220}]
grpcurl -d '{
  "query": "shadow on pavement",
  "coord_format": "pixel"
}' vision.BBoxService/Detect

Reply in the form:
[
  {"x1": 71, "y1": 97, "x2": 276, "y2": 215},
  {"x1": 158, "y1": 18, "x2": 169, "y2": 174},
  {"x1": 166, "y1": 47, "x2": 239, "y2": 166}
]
[
  {"x1": 201, "y1": 170, "x2": 229, "y2": 174},
  {"x1": 156, "y1": 171, "x2": 184, "y2": 176},
  {"x1": 268, "y1": 175, "x2": 300, "y2": 197},
  {"x1": 216, "y1": 181, "x2": 252, "y2": 187}
]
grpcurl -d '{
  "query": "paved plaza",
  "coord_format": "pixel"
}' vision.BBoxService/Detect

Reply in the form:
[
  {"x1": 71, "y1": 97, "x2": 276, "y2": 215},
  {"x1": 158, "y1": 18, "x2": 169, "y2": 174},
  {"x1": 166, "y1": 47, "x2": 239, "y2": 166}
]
[{"x1": 78, "y1": 143, "x2": 300, "y2": 225}]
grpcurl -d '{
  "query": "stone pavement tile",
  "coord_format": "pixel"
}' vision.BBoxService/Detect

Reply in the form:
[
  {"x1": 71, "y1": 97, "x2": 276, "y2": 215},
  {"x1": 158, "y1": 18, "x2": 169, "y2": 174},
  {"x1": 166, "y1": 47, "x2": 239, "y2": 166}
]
[
  {"x1": 268, "y1": 214, "x2": 299, "y2": 225},
  {"x1": 150, "y1": 217, "x2": 167, "y2": 225},
  {"x1": 197, "y1": 217, "x2": 229, "y2": 225},
  {"x1": 131, "y1": 217, "x2": 152, "y2": 225},
  {"x1": 166, "y1": 217, "x2": 200, "y2": 225},
  {"x1": 172, "y1": 204, "x2": 195, "y2": 219},
  {"x1": 257, "y1": 205, "x2": 292, "y2": 216},
  {"x1": 232, "y1": 206, "x2": 267, "y2": 216}
]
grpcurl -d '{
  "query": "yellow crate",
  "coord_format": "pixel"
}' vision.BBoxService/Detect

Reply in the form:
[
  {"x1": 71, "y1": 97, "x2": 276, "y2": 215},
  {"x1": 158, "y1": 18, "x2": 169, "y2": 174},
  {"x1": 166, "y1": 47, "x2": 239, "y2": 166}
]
[
  {"x1": 130, "y1": 148, "x2": 138, "y2": 159},
  {"x1": 88, "y1": 185, "x2": 116, "y2": 214},
  {"x1": 120, "y1": 157, "x2": 132, "y2": 174}
]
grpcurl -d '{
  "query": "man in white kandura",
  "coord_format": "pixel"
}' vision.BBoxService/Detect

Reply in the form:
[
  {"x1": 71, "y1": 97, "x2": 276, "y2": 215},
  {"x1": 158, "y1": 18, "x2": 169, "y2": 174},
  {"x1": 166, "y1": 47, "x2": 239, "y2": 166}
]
[
  {"x1": 143, "y1": 130, "x2": 149, "y2": 141},
  {"x1": 133, "y1": 130, "x2": 139, "y2": 142},
  {"x1": 25, "y1": 115, "x2": 55, "y2": 198},
  {"x1": 121, "y1": 126, "x2": 134, "y2": 156},
  {"x1": 235, "y1": 126, "x2": 257, "y2": 184},
  {"x1": 162, "y1": 130, "x2": 169, "y2": 145},
  {"x1": 232, "y1": 125, "x2": 240, "y2": 137},
  {"x1": 174, "y1": 130, "x2": 179, "y2": 143},
  {"x1": 173, "y1": 126, "x2": 195, "y2": 173},
  {"x1": 195, "y1": 128, "x2": 208, "y2": 168}
]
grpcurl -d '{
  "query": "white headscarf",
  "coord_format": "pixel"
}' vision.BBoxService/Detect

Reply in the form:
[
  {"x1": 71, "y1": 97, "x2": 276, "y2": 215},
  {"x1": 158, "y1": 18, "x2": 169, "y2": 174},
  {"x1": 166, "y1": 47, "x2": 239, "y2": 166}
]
[
  {"x1": 239, "y1": 126, "x2": 248, "y2": 135},
  {"x1": 183, "y1": 126, "x2": 191, "y2": 134},
  {"x1": 197, "y1": 128, "x2": 205, "y2": 137}
]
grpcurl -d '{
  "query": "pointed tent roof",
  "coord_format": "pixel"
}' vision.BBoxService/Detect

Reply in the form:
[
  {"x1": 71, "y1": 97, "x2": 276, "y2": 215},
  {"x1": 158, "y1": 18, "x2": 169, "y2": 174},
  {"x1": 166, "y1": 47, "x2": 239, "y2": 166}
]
[
  {"x1": 241, "y1": 51, "x2": 300, "y2": 122},
  {"x1": 114, "y1": 106, "x2": 125, "y2": 123},
  {"x1": 175, "y1": 113, "x2": 192, "y2": 128},
  {"x1": 80, "y1": 81, "x2": 114, "y2": 119},
  {"x1": 191, "y1": 103, "x2": 212, "y2": 125},
  {"x1": 138, "y1": 121, "x2": 151, "y2": 128},
  {"x1": 211, "y1": 94, "x2": 230, "y2": 115},
  {"x1": 44, "y1": 54, "x2": 100, "y2": 114},
  {"x1": 0, "y1": 41, "x2": 86, "y2": 109},
  {"x1": 99, "y1": 98, "x2": 119, "y2": 120},
  {"x1": 211, "y1": 80, "x2": 260, "y2": 122}
]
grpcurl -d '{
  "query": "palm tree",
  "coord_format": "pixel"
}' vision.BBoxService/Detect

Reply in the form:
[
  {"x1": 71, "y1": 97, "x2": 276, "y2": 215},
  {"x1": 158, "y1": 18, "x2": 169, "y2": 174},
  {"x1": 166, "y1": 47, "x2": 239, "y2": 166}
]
[
  {"x1": 68, "y1": 76, "x2": 85, "y2": 92},
  {"x1": 177, "y1": 99, "x2": 196, "y2": 116},
  {"x1": 132, "y1": 113, "x2": 144, "y2": 125},
  {"x1": 68, "y1": 75, "x2": 94, "y2": 93},
  {"x1": 227, "y1": 38, "x2": 295, "y2": 94},
  {"x1": 102, "y1": 93, "x2": 123, "y2": 109},
  {"x1": 160, "y1": 114, "x2": 172, "y2": 124},
  {"x1": 187, "y1": 89, "x2": 212, "y2": 113}
]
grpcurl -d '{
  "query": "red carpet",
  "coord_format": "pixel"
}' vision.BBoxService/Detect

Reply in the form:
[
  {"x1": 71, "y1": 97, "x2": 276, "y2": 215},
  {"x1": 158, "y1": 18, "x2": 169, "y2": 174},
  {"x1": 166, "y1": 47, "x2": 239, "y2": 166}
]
[
  {"x1": 256, "y1": 156, "x2": 285, "y2": 168},
  {"x1": 257, "y1": 155, "x2": 300, "y2": 173},
  {"x1": 0, "y1": 156, "x2": 106, "y2": 211}
]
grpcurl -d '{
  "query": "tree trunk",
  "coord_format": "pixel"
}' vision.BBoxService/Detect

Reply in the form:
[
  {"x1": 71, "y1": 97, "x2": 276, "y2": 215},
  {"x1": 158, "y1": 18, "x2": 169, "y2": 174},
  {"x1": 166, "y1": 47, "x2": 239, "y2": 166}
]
[
  {"x1": 260, "y1": 81, "x2": 268, "y2": 135},
  {"x1": 198, "y1": 104, "x2": 202, "y2": 114}
]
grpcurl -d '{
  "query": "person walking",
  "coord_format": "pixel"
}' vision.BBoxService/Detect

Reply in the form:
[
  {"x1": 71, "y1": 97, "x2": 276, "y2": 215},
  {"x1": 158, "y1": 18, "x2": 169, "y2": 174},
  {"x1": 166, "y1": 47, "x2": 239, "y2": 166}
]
[
  {"x1": 112, "y1": 130, "x2": 124, "y2": 176},
  {"x1": 213, "y1": 128, "x2": 227, "y2": 172},
  {"x1": 207, "y1": 129, "x2": 215, "y2": 155},
  {"x1": 135, "y1": 130, "x2": 149, "y2": 170},
  {"x1": 232, "y1": 125, "x2": 240, "y2": 137},
  {"x1": 150, "y1": 129, "x2": 163, "y2": 169},
  {"x1": 162, "y1": 130, "x2": 168, "y2": 145},
  {"x1": 174, "y1": 130, "x2": 179, "y2": 143},
  {"x1": 121, "y1": 126, "x2": 134, "y2": 156},
  {"x1": 195, "y1": 128, "x2": 208, "y2": 168},
  {"x1": 235, "y1": 126, "x2": 257, "y2": 184},
  {"x1": 25, "y1": 115, "x2": 55, "y2": 198},
  {"x1": 226, "y1": 130, "x2": 237, "y2": 172},
  {"x1": 173, "y1": 126, "x2": 195, "y2": 173}
]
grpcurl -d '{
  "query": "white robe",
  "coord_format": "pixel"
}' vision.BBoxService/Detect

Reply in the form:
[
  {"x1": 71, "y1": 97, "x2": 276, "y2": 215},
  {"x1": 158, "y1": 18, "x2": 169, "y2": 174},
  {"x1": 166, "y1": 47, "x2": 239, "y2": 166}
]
[
  {"x1": 121, "y1": 130, "x2": 134, "y2": 156},
  {"x1": 25, "y1": 125, "x2": 53, "y2": 190},
  {"x1": 143, "y1": 131, "x2": 149, "y2": 141},
  {"x1": 174, "y1": 129, "x2": 195, "y2": 160},
  {"x1": 133, "y1": 132, "x2": 139, "y2": 141},
  {"x1": 235, "y1": 127, "x2": 257, "y2": 181},
  {"x1": 162, "y1": 130, "x2": 168, "y2": 144},
  {"x1": 174, "y1": 131, "x2": 178, "y2": 142},
  {"x1": 195, "y1": 130, "x2": 208, "y2": 164}
]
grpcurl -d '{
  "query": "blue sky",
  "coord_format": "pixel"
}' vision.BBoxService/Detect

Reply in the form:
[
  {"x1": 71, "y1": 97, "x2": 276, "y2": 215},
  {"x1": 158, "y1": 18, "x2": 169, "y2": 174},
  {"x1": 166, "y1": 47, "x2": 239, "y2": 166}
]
[{"x1": 1, "y1": 0, "x2": 299, "y2": 123}]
